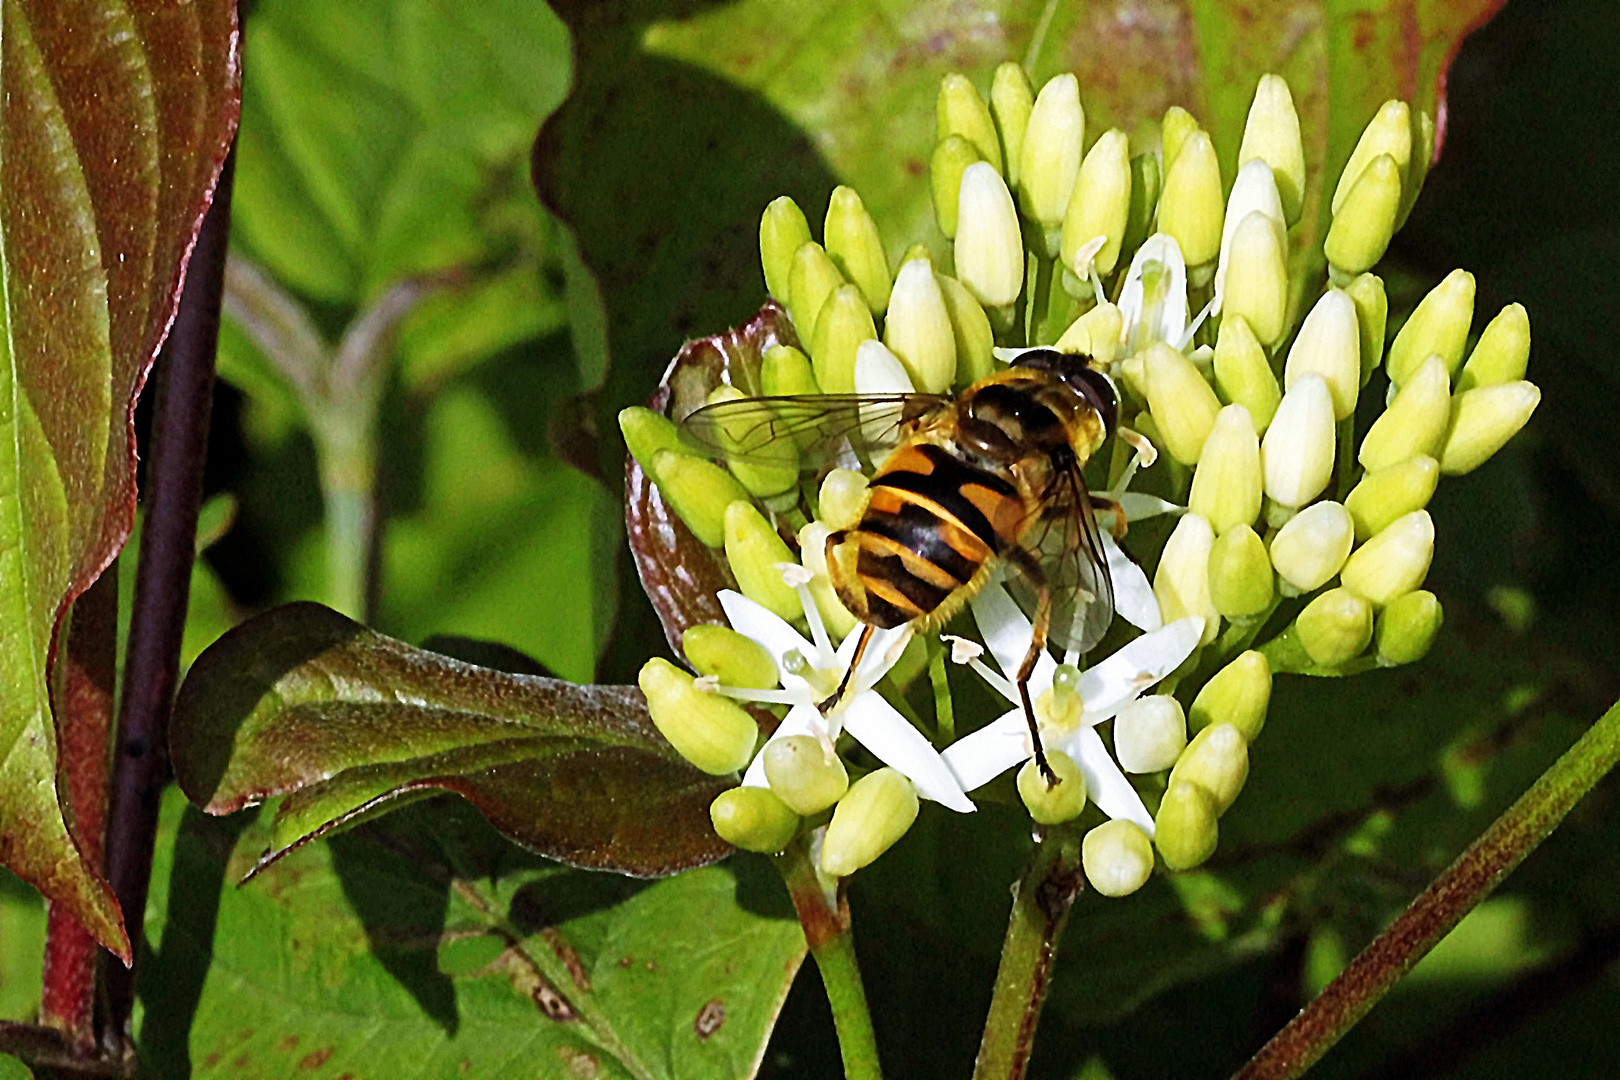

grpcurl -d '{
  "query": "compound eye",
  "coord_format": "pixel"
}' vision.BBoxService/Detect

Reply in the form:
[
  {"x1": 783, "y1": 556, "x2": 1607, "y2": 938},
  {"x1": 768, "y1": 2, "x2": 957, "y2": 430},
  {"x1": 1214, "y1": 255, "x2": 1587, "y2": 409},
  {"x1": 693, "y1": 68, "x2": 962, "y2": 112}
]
[{"x1": 1075, "y1": 368, "x2": 1118, "y2": 433}]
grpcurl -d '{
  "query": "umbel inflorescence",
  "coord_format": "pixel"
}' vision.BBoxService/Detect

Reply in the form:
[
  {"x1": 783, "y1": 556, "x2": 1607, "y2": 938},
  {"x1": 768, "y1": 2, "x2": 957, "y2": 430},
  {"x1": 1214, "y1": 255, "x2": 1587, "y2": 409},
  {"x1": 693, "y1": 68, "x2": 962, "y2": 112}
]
[{"x1": 621, "y1": 65, "x2": 1538, "y2": 897}]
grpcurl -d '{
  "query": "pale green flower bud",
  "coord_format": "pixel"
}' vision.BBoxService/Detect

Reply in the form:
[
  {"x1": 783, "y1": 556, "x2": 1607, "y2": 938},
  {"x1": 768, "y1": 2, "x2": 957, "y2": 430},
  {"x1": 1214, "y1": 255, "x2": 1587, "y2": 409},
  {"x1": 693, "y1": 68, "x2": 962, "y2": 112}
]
[
  {"x1": 1359, "y1": 355, "x2": 1451, "y2": 471},
  {"x1": 1114, "y1": 694, "x2": 1187, "y2": 773},
  {"x1": 1346, "y1": 456, "x2": 1439, "y2": 542},
  {"x1": 1455, "y1": 303, "x2": 1531, "y2": 393},
  {"x1": 937, "y1": 273, "x2": 997, "y2": 387},
  {"x1": 1082, "y1": 820, "x2": 1155, "y2": 898},
  {"x1": 709, "y1": 385, "x2": 799, "y2": 498},
  {"x1": 820, "y1": 767, "x2": 919, "y2": 877},
  {"x1": 1238, "y1": 74, "x2": 1306, "y2": 225},
  {"x1": 1387, "y1": 268, "x2": 1475, "y2": 385},
  {"x1": 1376, "y1": 589, "x2": 1443, "y2": 666},
  {"x1": 1261, "y1": 375, "x2": 1336, "y2": 508},
  {"x1": 1061, "y1": 129, "x2": 1131, "y2": 276},
  {"x1": 710, "y1": 787, "x2": 799, "y2": 853},
  {"x1": 1155, "y1": 780, "x2": 1218, "y2": 871},
  {"x1": 1269, "y1": 500, "x2": 1354, "y2": 593},
  {"x1": 760, "y1": 196, "x2": 812, "y2": 303},
  {"x1": 651, "y1": 450, "x2": 749, "y2": 547},
  {"x1": 639, "y1": 658, "x2": 758, "y2": 775},
  {"x1": 937, "y1": 72, "x2": 1003, "y2": 173},
  {"x1": 1285, "y1": 290, "x2": 1362, "y2": 421},
  {"x1": 1342, "y1": 510, "x2": 1433, "y2": 607},
  {"x1": 1342, "y1": 272, "x2": 1389, "y2": 385},
  {"x1": 1295, "y1": 587, "x2": 1374, "y2": 667},
  {"x1": 1324, "y1": 154, "x2": 1401, "y2": 275},
  {"x1": 930, "y1": 135, "x2": 982, "y2": 240},
  {"x1": 884, "y1": 258, "x2": 957, "y2": 392},
  {"x1": 1169, "y1": 723, "x2": 1249, "y2": 814},
  {"x1": 1189, "y1": 404, "x2": 1262, "y2": 534},
  {"x1": 1214, "y1": 316, "x2": 1281, "y2": 433},
  {"x1": 1220, "y1": 210, "x2": 1290, "y2": 347},
  {"x1": 1054, "y1": 301, "x2": 1124, "y2": 367},
  {"x1": 619, "y1": 406, "x2": 687, "y2": 475},
  {"x1": 955, "y1": 162, "x2": 1024, "y2": 309},
  {"x1": 1017, "y1": 750, "x2": 1087, "y2": 824},
  {"x1": 1159, "y1": 129, "x2": 1224, "y2": 267},
  {"x1": 1331, "y1": 100, "x2": 1413, "y2": 216},
  {"x1": 1019, "y1": 74, "x2": 1085, "y2": 230},
  {"x1": 1122, "y1": 152, "x2": 1162, "y2": 256},
  {"x1": 1143, "y1": 342, "x2": 1223, "y2": 465},
  {"x1": 764, "y1": 734, "x2": 850, "y2": 815},
  {"x1": 1209, "y1": 524, "x2": 1274, "y2": 619},
  {"x1": 683, "y1": 624, "x2": 779, "y2": 690},
  {"x1": 762, "y1": 343, "x2": 821, "y2": 397},
  {"x1": 1439, "y1": 381, "x2": 1541, "y2": 475},
  {"x1": 1397, "y1": 109, "x2": 1436, "y2": 228},
  {"x1": 1190, "y1": 650, "x2": 1271, "y2": 740},
  {"x1": 724, "y1": 502, "x2": 801, "y2": 621},
  {"x1": 991, "y1": 62, "x2": 1034, "y2": 188},
  {"x1": 818, "y1": 468, "x2": 871, "y2": 531},
  {"x1": 810, "y1": 284, "x2": 877, "y2": 394},
  {"x1": 787, "y1": 241, "x2": 844, "y2": 341},
  {"x1": 1161, "y1": 106, "x2": 1200, "y2": 170},
  {"x1": 1155, "y1": 511, "x2": 1218, "y2": 643},
  {"x1": 1216, "y1": 160, "x2": 1286, "y2": 303},
  {"x1": 825, "y1": 186, "x2": 892, "y2": 316}
]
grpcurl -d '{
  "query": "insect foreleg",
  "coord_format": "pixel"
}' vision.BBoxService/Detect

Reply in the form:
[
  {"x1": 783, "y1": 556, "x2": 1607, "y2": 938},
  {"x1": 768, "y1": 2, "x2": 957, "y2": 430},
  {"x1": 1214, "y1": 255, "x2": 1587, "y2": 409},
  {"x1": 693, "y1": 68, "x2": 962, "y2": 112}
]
[
  {"x1": 818, "y1": 623, "x2": 876, "y2": 716},
  {"x1": 1006, "y1": 548, "x2": 1058, "y2": 786}
]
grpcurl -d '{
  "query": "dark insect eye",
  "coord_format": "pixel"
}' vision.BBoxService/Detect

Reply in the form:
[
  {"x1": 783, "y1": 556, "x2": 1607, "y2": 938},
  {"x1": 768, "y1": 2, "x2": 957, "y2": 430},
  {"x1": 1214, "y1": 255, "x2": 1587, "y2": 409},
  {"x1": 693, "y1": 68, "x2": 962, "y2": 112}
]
[{"x1": 1075, "y1": 368, "x2": 1118, "y2": 433}]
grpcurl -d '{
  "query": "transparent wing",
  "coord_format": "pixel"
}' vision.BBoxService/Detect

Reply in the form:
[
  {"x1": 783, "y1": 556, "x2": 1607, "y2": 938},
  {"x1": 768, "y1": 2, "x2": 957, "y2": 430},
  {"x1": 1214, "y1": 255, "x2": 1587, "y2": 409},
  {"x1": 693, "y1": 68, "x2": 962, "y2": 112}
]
[
  {"x1": 678, "y1": 393, "x2": 954, "y2": 469},
  {"x1": 1005, "y1": 461, "x2": 1116, "y2": 656}
]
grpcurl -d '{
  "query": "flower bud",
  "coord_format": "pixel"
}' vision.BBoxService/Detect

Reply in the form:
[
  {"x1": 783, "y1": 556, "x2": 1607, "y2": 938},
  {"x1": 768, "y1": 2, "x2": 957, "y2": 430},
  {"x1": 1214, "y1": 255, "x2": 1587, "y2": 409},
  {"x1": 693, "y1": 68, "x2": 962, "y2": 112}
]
[
  {"x1": 1387, "y1": 268, "x2": 1475, "y2": 385},
  {"x1": 825, "y1": 186, "x2": 892, "y2": 316},
  {"x1": 1269, "y1": 500, "x2": 1354, "y2": 592},
  {"x1": 990, "y1": 62, "x2": 1034, "y2": 188},
  {"x1": 1155, "y1": 780, "x2": 1218, "y2": 871},
  {"x1": 854, "y1": 338, "x2": 913, "y2": 397},
  {"x1": 955, "y1": 162, "x2": 1024, "y2": 309},
  {"x1": 1083, "y1": 820, "x2": 1155, "y2": 897},
  {"x1": 639, "y1": 657, "x2": 758, "y2": 774},
  {"x1": 787, "y1": 241, "x2": 844, "y2": 340},
  {"x1": 1061, "y1": 129, "x2": 1131, "y2": 276},
  {"x1": 1169, "y1": 723, "x2": 1249, "y2": 814},
  {"x1": 937, "y1": 72, "x2": 1002, "y2": 173},
  {"x1": 762, "y1": 343, "x2": 821, "y2": 397},
  {"x1": 1054, "y1": 302, "x2": 1125, "y2": 367},
  {"x1": 710, "y1": 787, "x2": 799, "y2": 853},
  {"x1": 1190, "y1": 650, "x2": 1271, "y2": 740},
  {"x1": 1159, "y1": 129, "x2": 1223, "y2": 267},
  {"x1": 1161, "y1": 106, "x2": 1200, "y2": 170},
  {"x1": 1238, "y1": 74, "x2": 1306, "y2": 225},
  {"x1": 760, "y1": 196, "x2": 812, "y2": 302},
  {"x1": 937, "y1": 273, "x2": 997, "y2": 387},
  {"x1": 1143, "y1": 342, "x2": 1223, "y2": 465},
  {"x1": 1376, "y1": 589, "x2": 1443, "y2": 666},
  {"x1": 1261, "y1": 375, "x2": 1336, "y2": 508},
  {"x1": 724, "y1": 502, "x2": 801, "y2": 620},
  {"x1": 1189, "y1": 404, "x2": 1262, "y2": 534},
  {"x1": 1342, "y1": 272, "x2": 1388, "y2": 385},
  {"x1": 1219, "y1": 211, "x2": 1290, "y2": 347},
  {"x1": 619, "y1": 406, "x2": 687, "y2": 475},
  {"x1": 683, "y1": 624, "x2": 779, "y2": 690},
  {"x1": 1398, "y1": 109, "x2": 1436, "y2": 227},
  {"x1": 1114, "y1": 695, "x2": 1187, "y2": 773},
  {"x1": 798, "y1": 522, "x2": 860, "y2": 641},
  {"x1": 1017, "y1": 750, "x2": 1088, "y2": 824},
  {"x1": 1439, "y1": 381, "x2": 1541, "y2": 475},
  {"x1": 652, "y1": 450, "x2": 749, "y2": 547},
  {"x1": 1296, "y1": 587, "x2": 1374, "y2": 666},
  {"x1": 818, "y1": 468, "x2": 871, "y2": 531},
  {"x1": 810, "y1": 284, "x2": 877, "y2": 394},
  {"x1": 1154, "y1": 512, "x2": 1218, "y2": 643},
  {"x1": 1019, "y1": 74, "x2": 1085, "y2": 229},
  {"x1": 1455, "y1": 303, "x2": 1531, "y2": 393},
  {"x1": 1342, "y1": 510, "x2": 1433, "y2": 607},
  {"x1": 1324, "y1": 154, "x2": 1400, "y2": 275},
  {"x1": 884, "y1": 258, "x2": 957, "y2": 392},
  {"x1": 930, "y1": 135, "x2": 982, "y2": 240},
  {"x1": 1213, "y1": 316, "x2": 1281, "y2": 432},
  {"x1": 709, "y1": 385, "x2": 799, "y2": 497},
  {"x1": 1331, "y1": 100, "x2": 1413, "y2": 215},
  {"x1": 820, "y1": 767, "x2": 920, "y2": 877},
  {"x1": 1358, "y1": 355, "x2": 1451, "y2": 471},
  {"x1": 1345, "y1": 456, "x2": 1439, "y2": 542},
  {"x1": 1117, "y1": 152, "x2": 1161, "y2": 257},
  {"x1": 1208, "y1": 524, "x2": 1274, "y2": 618},
  {"x1": 764, "y1": 735, "x2": 851, "y2": 815},
  {"x1": 1119, "y1": 234, "x2": 1190, "y2": 355},
  {"x1": 1286, "y1": 290, "x2": 1362, "y2": 421},
  {"x1": 1217, "y1": 160, "x2": 1286, "y2": 293}
]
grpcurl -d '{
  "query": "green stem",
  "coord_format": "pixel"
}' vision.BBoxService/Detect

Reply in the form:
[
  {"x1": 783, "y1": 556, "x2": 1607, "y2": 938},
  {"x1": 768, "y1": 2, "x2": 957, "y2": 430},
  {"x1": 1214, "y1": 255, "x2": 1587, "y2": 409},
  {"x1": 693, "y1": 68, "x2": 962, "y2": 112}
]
[
  {"x1": 973, "y1": 825, "x2": 1086, "y2": 1080},
  {"x1": 1233, "y1": 694, "x2": 1620, "y2": 1080},
  {"x1": 313, "y1": 419, "x2": 378, "y2": 623},
  {"x1": 928, "y1": 637, "x2": 955, "y2": 748},
  {"x1": 775, "y1": 839, "x2": 883, "y2": 1080}
]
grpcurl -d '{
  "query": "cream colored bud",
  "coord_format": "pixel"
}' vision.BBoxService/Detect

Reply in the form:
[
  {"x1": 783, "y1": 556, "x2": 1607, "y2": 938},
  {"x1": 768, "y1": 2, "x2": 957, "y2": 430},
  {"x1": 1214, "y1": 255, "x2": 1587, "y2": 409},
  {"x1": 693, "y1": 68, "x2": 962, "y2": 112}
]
[
  {"x1": 1388, "y1": 269, "x2": 1475, "y2": 385},
  {"x1": 684, "y1": 624, "x2": 779, "y2": 691},
  {"x1": 1019, "y1": 74, "x2": 1085, "y2": 228},
  {"x1": 797, "y1": 524, "x2": 860, "y2": 640},
  {"x1": 1155, "y1": 780, "x2": 1218, "y2": 871},
  {"x1": 1190, "y1": 651, "x2": 1271, "y2": 740},
  {"x1": 761, "y1": 343, "x2": 821, "y2": 398},
  {"x1": 810, "y1": 284, "x2": 877, "y2": 395},
  {"x1": 937, "y1": 273, "x2": 997, "y2": 387},
  {"x1": 1295, "y1": 587, "x2": 1374, "y2": 667},
  {"x1": 825, "y1": 186, "x2": 892, "y2": 316},
  {"x1": 955, "y1": 162, "x2": 1025, "y2": 309},
  {"x1": 652, "y1": 450, "x2": 750, "y2": 547},
  {"x1": 1143, "y1": 342, "x2": 1223, "y2": 465},
  {"x1": 1083, "y1": 820, "x2": 1155, "y2": 897},
  {"x1": 1269, "y1": 500, "x2": 1354, "y2": 593},
  {"x1": 1220, "y1": 211, "x2": 1290, "y2": 347},
  {"x1": 1216, "y1": 160, "x2": 1286, "y2": 305},
  {"x1": 1261, "y1": 375, "x2": 1336, "y2": 508},
  {"x1": 639, "y1": 658, "x2": 758, "y2": 775},
  {"x1": 1346, "y1": 456, "x2": 1439, "y2": 542},
  {"x1": 1154, "y1": 512, "x2": 1218, "y2": 643},
  {"x1": 1061, "y1": 129, "x2": 1131, "y2": 276},
  {"x1": 937, "y1": 73, "x2": 1003, "y2": 173},
  {"x1": 1209, "y1": 524, "x2": 1274, "y2": 618},
  {"x1": 1017, "y1": 750, "x2": 1088, "y2": 824},
  {"x1": 1213, "y1": 316, "x2": 1281, "y2": 433},
  {"x1": 764, "y1": 735, "x2": 850, "y2": 815},
  {"x1": 884, "y1": 258, "x2": 957, "y2": 392},
  {"x1": 1161, "y1": 106, "x2": 1200, "y2": 170},
  {"x1": 853, "y1": 339, "x2": 913, "y2": 402},
  {"x1": 1342, "y1": 272, "x2": 1389, "y2": 385},
  {"x1": 1169, "y1": 723, "x2": 1249, "y2": 814},
  {"x1": 1189, "y1": 405, "x2": 1262, "y2": 534},
  {"x1": 1114, "y1": 695, "x2": 1188, "y2": 773},
  {"x1": 1054, "y1": 301, "x2": 1125, "y2": 367},
  {"x1": 930, "y1": 135, "x2": 982, "y2": 240},
  {"x1": 1324, "y1": 155, "x2": 1401, "y2": 275},
  {"x1": 1331, "y1": 100, "x2": 1413, "y2": 215},
  {"x1": 818, "y1": 469, "x2": 871, "y2": 531},
  {"x1": 1376, "y1": 589, "x2": 1443, "y2": 666},
  {"x1": 991, "y1": 62, "x2": 1034, "y2": 188},
  {"x1": 709, "y1": 385, "x2": 799, "y2": 498},
  {"x1": 1439, "y1": 381, "x2": 1541, "y2": 475},
  {"x1": 1159, "y1": 129, "x2": 1224, "y2": 267},
  {"x1": 1455, "y1": 304, "x2": 1531, "y2": 393},
  {"x1": 787, "y1": 241, "x2": 844, "y2": 341},
  {"x1": 710, "y1": 787, "x2": 799, "y2": 853},
  {"x1": 724, "y1": 502, "x2": 801, "y2": 621},
  {"x1": 760, "y1": 197, "x2": 812, "y2": 303},
  {"x1": 1359, "y1": 354, "x2": 1451, "y2": 471},
  {"x1": 1285, "y1": 290, "x2": 1362, "y2": 421},
  {"x1": 820, "y1": 768, "x2": 920, "y2": 877},
  {"x1": 1341, "y1": 510, "x2": 1433, "y2": 607},
  {"x1": 1238, "y1": 74, "x2": 1306, "y2": 225}
]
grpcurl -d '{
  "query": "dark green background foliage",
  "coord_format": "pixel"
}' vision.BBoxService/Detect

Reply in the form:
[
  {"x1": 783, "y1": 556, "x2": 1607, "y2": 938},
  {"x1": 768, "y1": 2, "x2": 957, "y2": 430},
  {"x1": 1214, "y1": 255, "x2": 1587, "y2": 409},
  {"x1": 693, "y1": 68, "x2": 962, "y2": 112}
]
[{"x1": 4, "y1": 0, "x2": 1617, "y2": 1077}]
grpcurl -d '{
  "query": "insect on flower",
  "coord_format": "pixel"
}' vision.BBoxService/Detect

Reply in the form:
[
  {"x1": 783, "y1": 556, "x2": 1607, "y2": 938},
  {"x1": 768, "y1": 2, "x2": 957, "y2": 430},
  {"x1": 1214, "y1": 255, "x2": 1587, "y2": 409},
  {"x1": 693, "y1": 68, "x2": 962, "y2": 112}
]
[{"x1": 681, "y1": 348, "x2": 1130, "y2": 784}]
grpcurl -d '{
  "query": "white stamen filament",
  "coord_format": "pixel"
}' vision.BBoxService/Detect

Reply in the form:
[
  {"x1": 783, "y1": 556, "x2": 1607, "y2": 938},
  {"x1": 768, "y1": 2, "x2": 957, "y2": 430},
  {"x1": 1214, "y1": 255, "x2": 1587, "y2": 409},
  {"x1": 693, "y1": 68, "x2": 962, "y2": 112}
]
[{"x1": 967, "y1": 657, "x2": 1018, "y2": 700}]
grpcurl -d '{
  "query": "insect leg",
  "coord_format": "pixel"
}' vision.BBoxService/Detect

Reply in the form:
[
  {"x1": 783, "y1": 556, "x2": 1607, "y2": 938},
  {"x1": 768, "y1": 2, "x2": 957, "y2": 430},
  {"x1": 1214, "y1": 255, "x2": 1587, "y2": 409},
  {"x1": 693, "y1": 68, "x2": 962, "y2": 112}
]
[
  {"x1": 1090, "y1": 494, "x2": 1128, "y2": 540},
  {"x1": 818, "y1": 623, "x2": 875, "y2": 716},
  {"x1": 1005, "y1": 548, "x2": 1058, "y2": 786}
]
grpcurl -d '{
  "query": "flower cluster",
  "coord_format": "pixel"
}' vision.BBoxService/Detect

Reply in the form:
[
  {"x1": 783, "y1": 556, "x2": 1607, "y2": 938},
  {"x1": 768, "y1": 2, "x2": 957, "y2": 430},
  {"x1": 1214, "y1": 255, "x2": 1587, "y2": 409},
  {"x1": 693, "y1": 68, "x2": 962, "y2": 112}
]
[{"x1": 623, "y1": 65, "x2": 1537, "y2": 896}]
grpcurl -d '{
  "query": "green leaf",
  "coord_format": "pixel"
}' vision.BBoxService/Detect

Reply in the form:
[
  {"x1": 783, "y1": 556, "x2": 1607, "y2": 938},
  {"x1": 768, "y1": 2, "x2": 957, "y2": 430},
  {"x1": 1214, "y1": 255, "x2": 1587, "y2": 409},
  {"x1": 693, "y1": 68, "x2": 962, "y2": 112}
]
[
  {"x1": 0, "y1": 870, "x2": 45, "y2": 1022},
  {"x1": 0, "y1": 0, "x2": 238, "y2": 959},
  {"x1": 171, "y1": 602, "x2": 733, "y2": 877},
  {"x1": 137, "y1": 788, "x2": 806, "y2": 1080},
  {"x1": 0, "y1": 1052, "x2": 33, "y2": 1080}
]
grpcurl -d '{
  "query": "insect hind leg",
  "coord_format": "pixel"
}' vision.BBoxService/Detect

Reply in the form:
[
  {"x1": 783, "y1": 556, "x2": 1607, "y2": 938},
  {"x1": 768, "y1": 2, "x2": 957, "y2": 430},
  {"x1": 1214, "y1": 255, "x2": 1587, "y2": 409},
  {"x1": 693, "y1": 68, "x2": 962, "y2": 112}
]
[
  {"x1": 1006, "y1": 548, "x2": 1058, "y2": 786},
  {"x1": 817, "y1": 623, "x2": 875, "y2": 716}
]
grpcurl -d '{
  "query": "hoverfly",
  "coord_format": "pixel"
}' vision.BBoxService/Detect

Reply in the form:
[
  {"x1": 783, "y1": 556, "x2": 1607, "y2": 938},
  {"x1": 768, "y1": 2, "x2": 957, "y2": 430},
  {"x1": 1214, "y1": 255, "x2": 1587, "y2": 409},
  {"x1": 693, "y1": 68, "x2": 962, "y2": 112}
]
[{"x1": 680, "y1": 349, "x2": 1122, "y2": 783}]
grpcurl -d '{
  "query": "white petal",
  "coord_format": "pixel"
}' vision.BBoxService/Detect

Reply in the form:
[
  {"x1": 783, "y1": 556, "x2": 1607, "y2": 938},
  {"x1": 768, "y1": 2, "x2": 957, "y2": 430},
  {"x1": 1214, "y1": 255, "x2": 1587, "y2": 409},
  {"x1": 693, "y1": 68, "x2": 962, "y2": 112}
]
[
  {"x1": 1115, "y1": 492, "x2": 1184, "y2": 521},
  {"x1": 838, "y1": 623, "x2": 914, "y2": 687},
  {"x1": 1063, "y1": 725, "x2": 1155, "y2": 837},
  {"x1": 1102, "y1": 532, "x2": 1161, "y2": 632},
  {"x1": 970, "y1": 584, "x2": 1057, "y2": 697},
  {"x1": 1119, "y1": 233, "x2": 1189, "y2": 354},
  {"x1": 1077, "y1": 616, "x2": 1204, "y2": 722},
  {"x1": 841, "y1": 693, "x2": 975, "y2": 812},
  {"x1": 719, "y1": 590, "x2": 819, "y2": 684},
  {"x1": 941, "y1": 709, "x2": 1029, "y2": 792},
  {"x1": 741, "y1": 703, "x2": 821, "y2": 787}
]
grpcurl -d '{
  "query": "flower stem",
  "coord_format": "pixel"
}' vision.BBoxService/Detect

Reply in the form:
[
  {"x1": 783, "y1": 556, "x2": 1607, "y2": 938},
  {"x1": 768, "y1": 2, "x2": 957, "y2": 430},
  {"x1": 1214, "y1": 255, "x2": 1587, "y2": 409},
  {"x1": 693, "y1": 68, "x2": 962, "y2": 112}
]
[
  {"x1": 775, "y1": 838, "x2": 883, "y2": 1080},
  {"x1": 312, "y1": 420, "x2": 379, "y2": 623},
  {"x1": 928, "y1": 637, "x2": 956, "y2": 748},
  {"x1": 973, "y1": 823, "x2": 1086, "y2": 1080},
  {"x1": 1233, "y1": 693, "x2": 1620, "y2": 1080}
]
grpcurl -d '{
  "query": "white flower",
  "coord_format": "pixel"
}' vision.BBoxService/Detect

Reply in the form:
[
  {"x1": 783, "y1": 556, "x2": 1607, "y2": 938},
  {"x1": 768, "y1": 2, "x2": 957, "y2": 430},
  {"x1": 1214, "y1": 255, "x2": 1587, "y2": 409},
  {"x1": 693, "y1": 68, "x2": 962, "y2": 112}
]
[
  {"x1": 1117, "y1": 233, "x2": 1190, "y2": 356},
  {"x1": 940, "y1": 583, "x2": 1204, "y2": 835}
]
